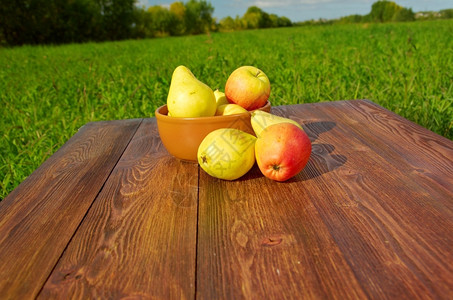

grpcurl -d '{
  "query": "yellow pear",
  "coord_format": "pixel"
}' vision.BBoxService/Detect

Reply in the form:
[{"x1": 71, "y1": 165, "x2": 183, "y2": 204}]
[
  {"x1": 198, "y1": 128, "x2": 256, "y2": 180},
  {"x1": 215, "y1": 104, "x2": 248, "y2": 116},
  {"x1": 214, "y1": 89, "x2": 230, "y2": 107},
  {"x1": 251, "y1": 110, "x2": 303, "y2": 137},
  {"x1": 167, "y1": 66, "x2": 216, "y2": 117}
]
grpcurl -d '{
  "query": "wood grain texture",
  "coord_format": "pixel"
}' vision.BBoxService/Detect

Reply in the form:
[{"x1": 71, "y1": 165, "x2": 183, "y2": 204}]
[
  {"x1": 197, "y1": 100, "x2": 453, "y2": 299},
  {"x1": 197, "y1": 167, "x2": 368, "y2": 300},
  {"x1": 1, "y1": 100, "x2": 452, "y2": 300},
  {"x1": 0, "y1": 119, "x2": 141, "y2": 299},
  {"x1": 39, "y1": 118, "x2": 199, "y2": 299}
]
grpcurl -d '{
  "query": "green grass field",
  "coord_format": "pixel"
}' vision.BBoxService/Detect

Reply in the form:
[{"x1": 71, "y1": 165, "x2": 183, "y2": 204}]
[{"x1": 1, "y1": 20, "x2": 452, "y2": 199}]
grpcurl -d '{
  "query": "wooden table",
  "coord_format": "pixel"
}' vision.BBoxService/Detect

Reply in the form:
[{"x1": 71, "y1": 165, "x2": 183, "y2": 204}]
[{"x1": 1, "y1": 100, "x2": 452, "y2": 299}]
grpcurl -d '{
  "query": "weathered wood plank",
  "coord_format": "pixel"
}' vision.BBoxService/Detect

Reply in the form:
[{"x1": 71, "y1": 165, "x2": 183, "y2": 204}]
[
  {"x1": 302, "y1": 100, "x2": 453, "y2": 298},
  {"x1": 197, "y1": 166, "x2": 368, "y2": 299},
  {"x1": 334, "y1": 100, "x2": 453, "y2": 199},
  {"x1": 196, "y1": 100, "x2": 453, "y2": 299},
  {"x1": 39, "y1": 118, "x2": 199, "y2": 299},
  {"x1": 0, "y1": 119, "x2": 142, "y2": 299}
]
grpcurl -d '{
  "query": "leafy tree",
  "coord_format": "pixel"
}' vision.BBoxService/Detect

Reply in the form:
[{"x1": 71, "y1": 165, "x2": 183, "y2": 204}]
[
  {"x1": 148, "y1": 5, "x2": 172, "y2": 36},
  {"x1": 260, "y1": 11, "x2": 273, "y2": 28},
  {"x1": 0, "y1": 0, "x2": 99, "y2": 45},
  {"x1": 0, "y1": 0, "x2": 48, "y2": 45},
  {"x1": 235, "y1": 16, "x2": 247, "y2": 30},
  {"x1": 269, "y1": 14, "x2": 279, "y2": 27},
  {"x1": 241, "y1": 6, "x2": 291, "y2": 29},
  {"x1": 0, "y1": 0, "x2": 292, "y2": 45},
  {"x1": 277, "y1": 16, "x2": 292, "y2": 27},
  {"x1": 61, "y1": 0, "x2": 104, "y2": 42},
  {"x1": 219, "y1": 16, "x2": 236, "y2": 31},
  {"x1": 97, "y1": 0, "x2": 136, "y2": 40},
  {"x1": 369, "y1": 0, "x2": 403, "y2": 22},
  {"x1": 133, "y1": 0, "x2": 215, "y2": 38},
  {"x1": 440, "y1": 9, "x2": 453, "y2": 19},
  {"x1": 242, "y1": 6, "x2": 263, "y2": 29},
  {"x1": 393, "y1": 7, "x2": 415, "y2": 22},
  {"x1": 336, "y1": 14, "x2": 363, "y2": 24},
  {"x1": 132, "y1": 5, "x2": 154, "y2": 38},
  {"x1": 267, "y1": 14, "x2": 292, "y2": 27},
  {"x1": 184, "y1": 0, "x2": 214, "y2": 34},
  {"x1": 0, "y1": 0, "x2": 137, "y2": 45},
  {"x1": 169, "y1": 1, "x2": 186, "y2": 35}
]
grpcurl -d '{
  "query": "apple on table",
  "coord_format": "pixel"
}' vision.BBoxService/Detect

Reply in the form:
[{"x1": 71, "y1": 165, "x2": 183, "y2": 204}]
[{"x1": 255, "y1": 123, "x2": 311, "y2": 182}]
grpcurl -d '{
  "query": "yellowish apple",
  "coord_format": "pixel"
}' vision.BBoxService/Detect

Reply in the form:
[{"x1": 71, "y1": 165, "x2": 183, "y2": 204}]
[
  {"x1": 214, "y1": 89, "x2": 229, "y2": 107},
  {"x1": 215, "y1": 104, "x2": 248, "y2": 116},
  {"x1": 198, "y1": 128, "x2": 256, "y2": 180}
]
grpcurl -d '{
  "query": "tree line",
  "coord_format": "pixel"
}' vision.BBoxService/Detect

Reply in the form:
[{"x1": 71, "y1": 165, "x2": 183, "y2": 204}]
[
  {"x1": 345, "y1": 0, "x2": 416, "y2": 23},
  {"x1": 296, "y1": 0, "x2": 453, "y2": 26},
  {"x1": 1, "y1": 0, "x2": 452, "y2": 46},
  {"x1": 0, "y1": 0, "x2": 292, "y2": 46},
  {"x1": 1, "y1": 0, "x2": 137, "y2": 45}
]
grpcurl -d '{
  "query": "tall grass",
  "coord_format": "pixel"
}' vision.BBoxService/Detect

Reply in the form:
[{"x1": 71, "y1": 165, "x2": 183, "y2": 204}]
[{"x1": 1, "y1": 20, "x2": 452, "y2": 199}]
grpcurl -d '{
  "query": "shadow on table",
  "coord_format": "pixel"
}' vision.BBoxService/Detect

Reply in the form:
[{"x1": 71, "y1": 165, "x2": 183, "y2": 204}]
[
  {"x1": 302, "y1": 121, "x2": 336, "y2": 143},
  {"x1": 290, "y1": 121, "x2": 347, "y2": 182},
  {"x1": 295, "y1": 144, "x2": 347, "y2": 182},
  {"x1": 224, "y1": 121, "x2": 345, "y2": 183}
]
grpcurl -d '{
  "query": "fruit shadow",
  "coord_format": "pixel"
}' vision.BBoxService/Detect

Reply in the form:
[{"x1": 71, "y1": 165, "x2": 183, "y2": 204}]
[
  {"x1": 291, "y1": 144, "x2": 347, "y2": 182},
  {"x1": 289, "y1": 121, "x2": 347, "y2": 182},
  {"x1": 239, "y1": 121, "x2": 346, "y2": 183},
  {"x1": 239, "y1": 143, "x2": 347, "y2": 183},
  {"x1": 302, "y1": 121, "x2": 336, "y2": 143},
  {"x1": 206, "y1": 121, "x2": 345, "y2": 183}
]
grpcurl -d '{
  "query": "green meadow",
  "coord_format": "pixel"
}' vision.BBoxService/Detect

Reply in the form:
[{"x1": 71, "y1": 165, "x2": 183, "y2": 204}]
[{"x1": 1, "y1": 20, "x2": 452, "y2": 199}]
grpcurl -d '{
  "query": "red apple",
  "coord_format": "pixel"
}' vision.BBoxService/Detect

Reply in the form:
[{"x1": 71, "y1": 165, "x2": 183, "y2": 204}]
[
  {"x1": 255, "y1": 123, "x2": 311, "y2": 181},
  {"x1": 225, "y1": 66, "x2": 271, "y2": 110}
]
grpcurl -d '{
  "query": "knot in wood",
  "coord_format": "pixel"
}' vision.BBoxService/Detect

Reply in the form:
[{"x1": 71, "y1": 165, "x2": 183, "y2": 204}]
[{"x1": 261, "y1": 236, "x2": 283, "y2": 247}]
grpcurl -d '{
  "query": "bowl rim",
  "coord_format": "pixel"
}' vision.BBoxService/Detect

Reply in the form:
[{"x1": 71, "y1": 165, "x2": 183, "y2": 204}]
[{"x1": 155, "y1": 101, "x2": 271, "y2": 123}]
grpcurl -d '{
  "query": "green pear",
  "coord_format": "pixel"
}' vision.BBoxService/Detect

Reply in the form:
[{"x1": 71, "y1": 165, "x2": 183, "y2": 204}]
[
  {"x1": 214, "y1": 89, "x2": 230, "y2": 107},
  {"x1": 167, "y1": 66, "x2": 216, "y2": 117},
  {"x1": 251, "y1": 110, "x2": 303, "y2": 137}
]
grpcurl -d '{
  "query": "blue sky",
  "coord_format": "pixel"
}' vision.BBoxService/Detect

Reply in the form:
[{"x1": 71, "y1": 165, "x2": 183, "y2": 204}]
[{"x1": 136, "y1": 0, "x2": 453, "y2": 22}]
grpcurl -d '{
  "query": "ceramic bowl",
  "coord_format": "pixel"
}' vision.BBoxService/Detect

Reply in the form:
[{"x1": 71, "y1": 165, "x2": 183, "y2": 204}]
[{"x1": 155, "y1": 101, "x2": 271, "y2": 162}]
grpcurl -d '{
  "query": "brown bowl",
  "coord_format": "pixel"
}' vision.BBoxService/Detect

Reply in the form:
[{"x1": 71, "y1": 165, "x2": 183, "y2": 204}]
[{"x1": 155, "y1": 101, "x2": 271, "y2": 162}]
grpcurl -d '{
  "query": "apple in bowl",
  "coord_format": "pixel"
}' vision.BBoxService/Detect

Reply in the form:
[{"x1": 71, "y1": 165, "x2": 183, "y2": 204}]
[{"x1": 225, "y1": 66, "x2": 271, "y2": 111}]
